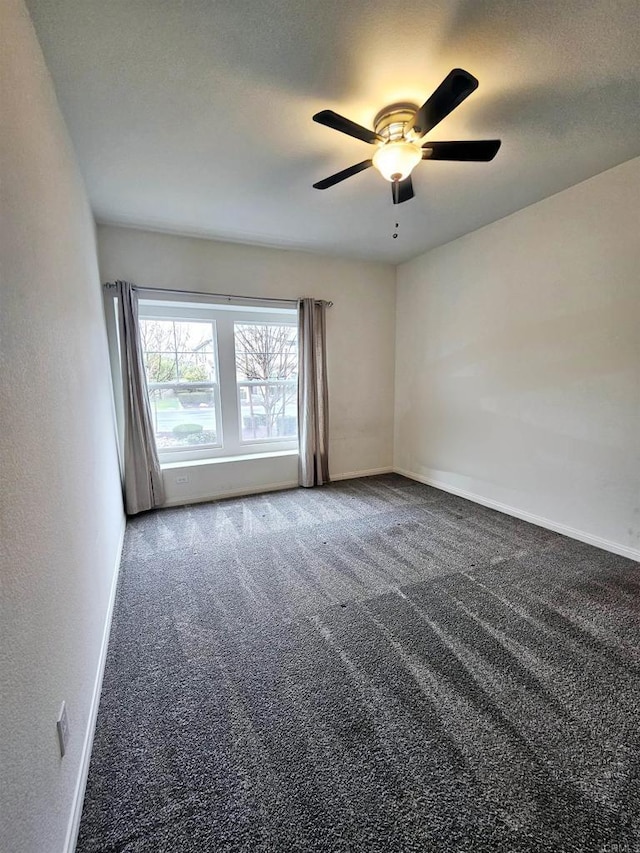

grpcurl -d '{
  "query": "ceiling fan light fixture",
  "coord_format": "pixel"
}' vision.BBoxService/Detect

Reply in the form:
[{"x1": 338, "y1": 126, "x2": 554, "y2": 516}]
[
  {"x1": 372, "y1": 141, "x2": 422, "y2": 182},
  {"x1": 312, "y1": 70, "x2": 499, "y2": 203}
]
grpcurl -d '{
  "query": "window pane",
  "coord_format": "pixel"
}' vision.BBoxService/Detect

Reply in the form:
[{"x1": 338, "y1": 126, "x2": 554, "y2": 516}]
[
  {"x1": 234, "y1": 323, "x2": 298, "y2": 381},
  {"x1": 176, "y1": 352, "x2": 216, "y2": 383},
  {"x1": 148, "y1": 387, "x2": 219, "y2": 449},
  {"x1": 234, "y1": 322, "x2": 298, "y2": 443},
  {"x1": 140, "y1": 320, "x2": 177, "y2": 353},
  {"x1": 143, "y1": 351, "x2": 177, "y2": 383},
  {"x1": 140, "y1": 318, "x2": 221, "y2": 452},
  {"x1": 141, "y1": 319, "x2": 217, "y2": 384},
  {"x1": 239, "y1": 382, "x2": 297, "y2": 441},
  {"x1": 174, "y1": 321, "x2": 215, "y2": 354}
]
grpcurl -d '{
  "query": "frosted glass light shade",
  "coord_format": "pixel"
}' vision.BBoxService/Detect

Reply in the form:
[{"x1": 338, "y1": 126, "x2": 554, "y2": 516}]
[{"x1": 372, "y1": 141, "x2": 422, "y2": 182}]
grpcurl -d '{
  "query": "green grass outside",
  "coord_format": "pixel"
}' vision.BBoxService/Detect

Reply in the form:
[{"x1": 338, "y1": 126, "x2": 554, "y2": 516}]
[{"x1": 152, "y1": 398, "x2": 181, "y2": 411}]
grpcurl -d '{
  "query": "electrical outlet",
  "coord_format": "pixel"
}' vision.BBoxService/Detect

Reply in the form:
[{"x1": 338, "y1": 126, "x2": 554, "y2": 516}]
[
  {"x1": 57, "y1": 702, "x2": 69, "y2": 758},
  {"x1": 175, "y1": 475, "x2": 189, "y2": 484}
]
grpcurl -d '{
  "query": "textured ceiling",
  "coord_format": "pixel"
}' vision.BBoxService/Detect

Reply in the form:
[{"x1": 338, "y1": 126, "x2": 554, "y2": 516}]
[{"x1": 27, "y1": 0, "x2": 640, "y2": 263}]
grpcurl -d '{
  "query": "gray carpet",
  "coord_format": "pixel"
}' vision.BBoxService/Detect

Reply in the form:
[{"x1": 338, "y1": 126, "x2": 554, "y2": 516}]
[{"x1": 77, "y1": 474, "x2": 640, "y2": 852}]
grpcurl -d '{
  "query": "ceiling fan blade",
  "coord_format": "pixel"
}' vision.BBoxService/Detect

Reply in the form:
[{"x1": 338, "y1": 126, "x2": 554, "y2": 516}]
[
  {"x1": 422, "y1": 140, "x2": 501, "y2": 161},
  {"x1": 313, "y1": 159, "x2": 373, "y2": 190},
  {"x1": 392, "y1": 176, "x2": 414, "y2": 205},
  {"x1": 313, "y1": 110, "x2": 381, "y2": 144},
  {"x1": 409, "y1": 69, "x2": 478, "y2": 136}
]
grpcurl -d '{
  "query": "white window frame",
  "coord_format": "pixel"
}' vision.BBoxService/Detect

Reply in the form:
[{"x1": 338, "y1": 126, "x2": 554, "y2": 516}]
[{"x1": 138, "y1": 299, "x2": 298, "y2": 464}]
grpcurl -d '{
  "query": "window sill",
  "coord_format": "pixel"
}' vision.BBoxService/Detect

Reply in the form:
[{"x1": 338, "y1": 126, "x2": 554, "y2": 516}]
[{"x1": 161, "y1": 448, "x2": 298, "y2": 471}]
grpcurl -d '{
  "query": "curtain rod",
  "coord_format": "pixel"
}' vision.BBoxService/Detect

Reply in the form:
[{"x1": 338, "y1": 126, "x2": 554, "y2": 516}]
[{"x1": 103, "y1": 282, "x2": 333, "y2": 308}]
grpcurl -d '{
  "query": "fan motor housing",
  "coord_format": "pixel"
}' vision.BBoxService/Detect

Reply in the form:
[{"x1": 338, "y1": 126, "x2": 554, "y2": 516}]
[{"x1": 374, "y1": 102, "x2": 420, "y2": 142}]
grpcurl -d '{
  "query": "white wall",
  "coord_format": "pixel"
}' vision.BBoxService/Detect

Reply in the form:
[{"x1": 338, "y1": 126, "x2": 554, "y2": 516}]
[
  {"x1": 0, "y1": 3, "x2": 125, "y2": 852},
  {"x1": 395, "y1": 157, "x2": 640, "y2": 559},
  {"x1": 97, "y1": 225, "x2": 396, "y2": 504}
]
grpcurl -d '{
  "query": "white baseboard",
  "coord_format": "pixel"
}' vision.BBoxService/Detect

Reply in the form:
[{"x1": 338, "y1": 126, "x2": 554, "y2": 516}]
[
  {"x1": 64, "y1": 514, "x2": 127, "y2": 853},
  {"x1": 330, "y1": 466, "x2": 394, "y2": 482},
  {"x1": 394, "y1": 467, "x2": 640, "y2": 564},
  {"x1": 162, "y1": 480, "x2": 299, "y2": 507}
]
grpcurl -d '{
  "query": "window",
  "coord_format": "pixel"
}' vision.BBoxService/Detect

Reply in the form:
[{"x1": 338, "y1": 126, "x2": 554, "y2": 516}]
[
  {"x1": 138, "y1": 300, "x2": 298, "y2": 463},
  {"x1": 235, "y1": 323, "x2": 298, "y2": 443},
  {"x1": 141, "y1": 318, "x2": 221, "y2": 452}
]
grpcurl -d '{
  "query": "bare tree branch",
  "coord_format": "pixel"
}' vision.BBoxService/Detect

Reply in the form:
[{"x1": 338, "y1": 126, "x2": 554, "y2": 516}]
[{"x1": 235, "y1": 323, "x2": 297, "y2": 437}]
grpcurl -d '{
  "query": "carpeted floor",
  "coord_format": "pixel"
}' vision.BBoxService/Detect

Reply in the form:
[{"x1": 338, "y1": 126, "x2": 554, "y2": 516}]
[{"x1": 77, "y1": 474, "x2": 640, "y2": 852}]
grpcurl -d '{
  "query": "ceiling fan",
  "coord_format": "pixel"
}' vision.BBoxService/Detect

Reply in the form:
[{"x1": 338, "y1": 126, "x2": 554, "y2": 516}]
[{"x1": 312, "y1": 69, "x2": 501, "y2": 204}]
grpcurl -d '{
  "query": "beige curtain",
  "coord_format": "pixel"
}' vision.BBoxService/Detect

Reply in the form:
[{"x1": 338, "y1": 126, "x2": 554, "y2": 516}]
[
  {"x1": 113, "y1": 281, "x2": 165, "y2": 514},
  {"x1": 298, "y1": 298, "x2": 329, "y2": 487}
]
